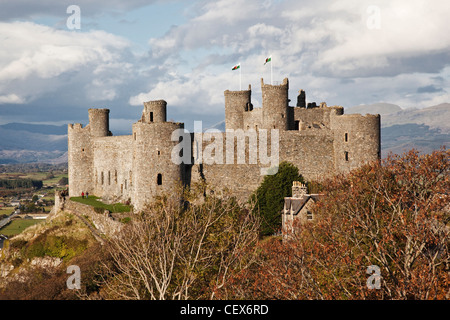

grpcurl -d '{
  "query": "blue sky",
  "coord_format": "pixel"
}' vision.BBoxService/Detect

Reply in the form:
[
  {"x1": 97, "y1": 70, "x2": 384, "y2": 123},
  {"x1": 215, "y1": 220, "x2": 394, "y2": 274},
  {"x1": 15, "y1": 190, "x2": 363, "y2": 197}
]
[{"x1": 0, "y1": 0, "x2": 449, "y2": 133}]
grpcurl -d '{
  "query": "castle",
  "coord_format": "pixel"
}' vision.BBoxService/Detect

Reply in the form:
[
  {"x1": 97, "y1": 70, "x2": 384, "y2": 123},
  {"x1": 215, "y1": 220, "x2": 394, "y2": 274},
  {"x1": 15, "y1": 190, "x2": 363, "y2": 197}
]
[{"x1": 68, "y1": 78, "x2": 381, "y2": 211}]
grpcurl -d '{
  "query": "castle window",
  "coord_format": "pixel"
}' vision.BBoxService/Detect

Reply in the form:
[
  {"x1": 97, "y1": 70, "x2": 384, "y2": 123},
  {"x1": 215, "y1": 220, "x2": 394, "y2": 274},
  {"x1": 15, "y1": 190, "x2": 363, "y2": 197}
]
[
  {"x1": 345, "y1": 151, "x2": 349, "y2": 162},
  {"x1": 157, "y1": 174, "x2": 162, "y2": 186},
  {"x1": 345, "y1": 133, "x2": 348, "y2": 142},
  {"x1": 158, "y1": 150, "x2": 160, "y2": 156},
  {"x1": 125, "y1": 179, "x2": 127, "y2": 190},
  {"x1": 115, "y1": 170, "x2": 118, "y2": 183},
  {"x1": 294, "y1": 121, "x2": 300, "y2": 130},
  {"x1": 101, "y1": 172, "x2": 104, "y2": 185},
  {"x1": 134, "y1": 132, "x2": 136, "y2": 140},
  {"x1": 108, "y1": 171, "x2": 111, "y2": 185},
  {"x1": 150, "y1": 112, "x2": 154, "y2": 122}
]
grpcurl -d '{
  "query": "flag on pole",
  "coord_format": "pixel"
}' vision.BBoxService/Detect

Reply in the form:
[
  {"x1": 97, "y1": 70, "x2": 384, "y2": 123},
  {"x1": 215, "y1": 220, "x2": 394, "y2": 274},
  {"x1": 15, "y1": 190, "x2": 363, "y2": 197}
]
[
  {"x1": 264, "y1": 56, "x2": 271, "y2": 65},
  {"x1": 232, "y1": 63, "x2": 240, "y2": 70}
]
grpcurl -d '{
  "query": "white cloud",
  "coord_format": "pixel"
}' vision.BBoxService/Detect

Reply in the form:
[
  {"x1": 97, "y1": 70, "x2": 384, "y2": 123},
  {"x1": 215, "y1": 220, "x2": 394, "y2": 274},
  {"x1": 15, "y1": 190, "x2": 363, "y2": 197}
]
[
  {"x1": 0, "y1": 94, "x2": 25, "y2": 104},
  {"x1": 0, "y1": 21, "x2": 132, "y2": 104}
]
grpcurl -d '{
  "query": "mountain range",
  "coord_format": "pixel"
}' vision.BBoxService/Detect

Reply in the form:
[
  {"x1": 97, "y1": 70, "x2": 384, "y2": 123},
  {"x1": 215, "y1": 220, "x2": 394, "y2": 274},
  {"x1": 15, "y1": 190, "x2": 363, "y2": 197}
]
[{"x1": 0, "y1": 103, "x2": 448, "y2": 164}]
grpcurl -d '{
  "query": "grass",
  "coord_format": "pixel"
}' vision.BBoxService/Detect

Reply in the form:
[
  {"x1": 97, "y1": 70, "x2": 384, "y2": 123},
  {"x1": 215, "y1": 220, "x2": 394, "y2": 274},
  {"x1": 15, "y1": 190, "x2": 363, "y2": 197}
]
[
  {"x1": 70, "y1": 196, "x2": 131, "y2": 213},
  {"x1": 0, "y1": 207, "x2": 16, "y2": 217},
  {"x1": 0, "y1": 219, "x2": 44, "y2": 237}
]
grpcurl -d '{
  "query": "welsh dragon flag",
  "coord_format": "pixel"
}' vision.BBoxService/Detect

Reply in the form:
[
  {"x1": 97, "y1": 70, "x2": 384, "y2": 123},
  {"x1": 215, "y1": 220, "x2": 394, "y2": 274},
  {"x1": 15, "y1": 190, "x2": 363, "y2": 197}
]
[
  {"x1": 232, "y1": 63, "x2": 240, "y2": 70},
  {"x1": 264, "y1": 56, "x2": 271, "y2": 65}
]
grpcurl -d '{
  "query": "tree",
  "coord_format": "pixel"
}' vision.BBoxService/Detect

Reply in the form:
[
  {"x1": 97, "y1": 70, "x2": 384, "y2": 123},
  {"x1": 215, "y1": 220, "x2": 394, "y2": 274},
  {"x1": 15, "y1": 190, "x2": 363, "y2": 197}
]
[
  {"x1": 98, "y1": 187, "x2": 260, "y2": 300},
  {"x1": 219, "y1": 148, "x2": 449, "y2": 300},
  {"x1": 253, "y1": 161, "x2": 305, "y2": 236}
]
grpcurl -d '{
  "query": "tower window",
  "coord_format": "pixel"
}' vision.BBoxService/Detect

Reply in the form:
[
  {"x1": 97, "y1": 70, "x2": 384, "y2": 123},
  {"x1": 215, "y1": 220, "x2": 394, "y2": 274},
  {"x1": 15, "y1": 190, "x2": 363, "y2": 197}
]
[
  {"x1": 150, "y1": 112, "x2": 154, "y2": 122},
  {"x1": 134, "y1": 132, "x2": 136, "y2": 140},
  {"x1": 345, "y1": 133, "x2": 348, "y2": 142},
  {"x1": 345, "y1": 151, "x2": 349, "y2": 162},
  {"x1": 157, "y1": 173, "x2": 162, "y2": 185}
]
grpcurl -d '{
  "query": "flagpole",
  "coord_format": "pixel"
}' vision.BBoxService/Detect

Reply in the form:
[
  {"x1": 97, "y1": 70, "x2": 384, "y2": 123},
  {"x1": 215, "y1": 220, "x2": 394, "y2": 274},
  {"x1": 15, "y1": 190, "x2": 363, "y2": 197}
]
[
  {"x1": 271, "y1": 57, "x2": 273, "y2": 85},
  {"x1": 239, "y1": 63, "x2": 242, "y2": 90}
]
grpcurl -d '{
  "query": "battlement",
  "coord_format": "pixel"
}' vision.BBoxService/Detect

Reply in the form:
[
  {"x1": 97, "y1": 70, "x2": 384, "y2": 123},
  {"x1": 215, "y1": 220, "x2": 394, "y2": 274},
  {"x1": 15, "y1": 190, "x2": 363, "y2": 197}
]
[{"x1": 68, "y1": 123, "x2": 85, "y2": 131}]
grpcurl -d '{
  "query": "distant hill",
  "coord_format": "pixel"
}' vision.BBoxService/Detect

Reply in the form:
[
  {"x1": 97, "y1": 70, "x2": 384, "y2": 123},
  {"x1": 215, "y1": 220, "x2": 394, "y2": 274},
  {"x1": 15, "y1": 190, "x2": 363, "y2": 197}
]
[
  {"x1": 0, "y1": 123, "x2": 67, "y2": 164},
  {"x1": 0, "y1": 123, "x2": 67, "y2": 135},
  {"x1": 346, "y1": 103, "x2": 403, "y2": 116}
]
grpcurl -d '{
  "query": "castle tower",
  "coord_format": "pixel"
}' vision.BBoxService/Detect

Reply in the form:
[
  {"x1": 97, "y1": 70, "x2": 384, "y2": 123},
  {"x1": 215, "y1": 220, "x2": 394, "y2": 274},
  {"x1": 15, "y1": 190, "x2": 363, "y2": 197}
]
[
  {"x1": 131, "y1": 100, "x2": 185, "y2": 211},
  {"x1": 224, "y1": 85, "x2": 251, "y2": 130},
  {"x1": 261, "y1": 78, "x2": 290, "y2": 130},
  {"x1": 142, "y1": 100, "x2": 167, "y2": 123},
  {"x1": 88, "y1": 108, "x2": 110, "y2": 137},
  {"x1": 331, "y1": 112, "x2": 381, "y2": 174}
]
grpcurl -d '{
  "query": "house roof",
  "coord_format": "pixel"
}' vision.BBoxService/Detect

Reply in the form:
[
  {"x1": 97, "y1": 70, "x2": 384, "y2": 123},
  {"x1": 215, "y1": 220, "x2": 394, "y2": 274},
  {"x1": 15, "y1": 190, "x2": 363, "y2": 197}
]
[{"x1": 284, "y1": 194, "x2": 322, "y2": 215}]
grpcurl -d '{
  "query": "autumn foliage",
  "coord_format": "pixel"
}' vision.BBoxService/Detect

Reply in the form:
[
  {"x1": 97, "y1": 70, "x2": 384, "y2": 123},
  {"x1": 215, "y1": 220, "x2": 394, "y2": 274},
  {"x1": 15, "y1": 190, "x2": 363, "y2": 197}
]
[{"x1": 217, "y1": 148, "x2": 449, "y2": 300}]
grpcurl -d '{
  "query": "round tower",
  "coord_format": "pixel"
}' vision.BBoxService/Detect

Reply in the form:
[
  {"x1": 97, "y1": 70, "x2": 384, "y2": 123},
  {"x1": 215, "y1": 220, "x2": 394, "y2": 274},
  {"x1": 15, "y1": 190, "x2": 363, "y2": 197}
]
[
  {"x1": 131, "y1": 120, "x2": 184, "y2": 211},
  {"x1": 331, "y1": 113, "x2": 381, "y2": 174},
  {"x1": 224, "y1": 85, "x2": 251, "y2": 130},
  {"x1": 142, "y1": 100, "x2": 167, "y2": 123},
  {"x1": 68, "y1": 123, "x2": 94, "y2": 197},
  {"x1": 261, "y1": 78, "x2": 289, "y2": 130},
  {"x1": 88, "y1": 108, "x2": 110, "y2": 137}
]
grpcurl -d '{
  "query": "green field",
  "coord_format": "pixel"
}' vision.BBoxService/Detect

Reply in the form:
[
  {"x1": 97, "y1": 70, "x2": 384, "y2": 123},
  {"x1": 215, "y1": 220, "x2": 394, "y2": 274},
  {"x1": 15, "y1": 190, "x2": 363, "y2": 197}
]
[
  {"x1": 0, "y1": 218, "x2": 44, "y2": 237},
  {"x1": 0, "y1": 207, "x2": 15, "y2": 217},
  {"x1": 70, "y1": 196, "x2": 131, "y2": 213}
]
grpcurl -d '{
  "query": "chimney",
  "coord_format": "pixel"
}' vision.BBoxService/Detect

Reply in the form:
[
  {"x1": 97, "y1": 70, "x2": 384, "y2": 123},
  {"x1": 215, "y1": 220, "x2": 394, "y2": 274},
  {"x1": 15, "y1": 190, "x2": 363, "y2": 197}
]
[{"x1": 292, "y1": 181, "x2": 307, "y2": 198}]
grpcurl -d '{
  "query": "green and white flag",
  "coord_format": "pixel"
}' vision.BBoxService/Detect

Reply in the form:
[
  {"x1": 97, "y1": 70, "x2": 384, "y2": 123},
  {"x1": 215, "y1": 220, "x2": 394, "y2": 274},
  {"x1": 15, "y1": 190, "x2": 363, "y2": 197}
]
[
  {"x1": 232, "y1": 63, "x2": 240, "y2": 70},
  {"x1": 264, "y1": 56, "x2": 271, "y2": 65}
]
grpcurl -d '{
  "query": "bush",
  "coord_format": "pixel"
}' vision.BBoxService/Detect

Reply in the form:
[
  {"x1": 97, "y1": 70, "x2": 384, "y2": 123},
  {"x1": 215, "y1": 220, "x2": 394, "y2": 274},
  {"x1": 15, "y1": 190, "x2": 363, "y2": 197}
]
[{"x1": 252, "y1": 161, "x2": 305, "y2": 236}]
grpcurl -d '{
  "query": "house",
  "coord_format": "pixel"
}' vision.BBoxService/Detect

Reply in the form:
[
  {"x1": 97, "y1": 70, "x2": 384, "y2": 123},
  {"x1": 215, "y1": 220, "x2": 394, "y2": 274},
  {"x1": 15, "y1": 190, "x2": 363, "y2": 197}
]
[{"x1": 282, "y1": 181, "x2": 322, "y2": 237}]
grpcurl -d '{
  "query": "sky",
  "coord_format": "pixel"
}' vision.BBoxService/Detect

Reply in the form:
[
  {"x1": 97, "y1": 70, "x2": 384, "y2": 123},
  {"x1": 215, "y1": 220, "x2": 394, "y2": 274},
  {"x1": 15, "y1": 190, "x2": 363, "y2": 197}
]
[{"x1": 0, "y1": 0, "x2": 449, "y2": 133}]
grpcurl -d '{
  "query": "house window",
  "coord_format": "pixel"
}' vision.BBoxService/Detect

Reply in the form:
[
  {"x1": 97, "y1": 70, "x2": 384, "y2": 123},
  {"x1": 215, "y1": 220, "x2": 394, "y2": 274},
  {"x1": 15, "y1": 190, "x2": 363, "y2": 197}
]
[
  {"x1": 345, "y1": 133, "x2": 348, "y2": 142},
  {"x1": 345, "y1": 151, "x2": 349, "y2": 162},
  {"x1": 306, "y1": 210, "x2": 313, "y2": 220},
  {"x1": 157, "y1": 174, "x2": 162, "y2": 185},
  {"x1": 150, "y1": 112, "x2": 154, "y2": 122}
]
